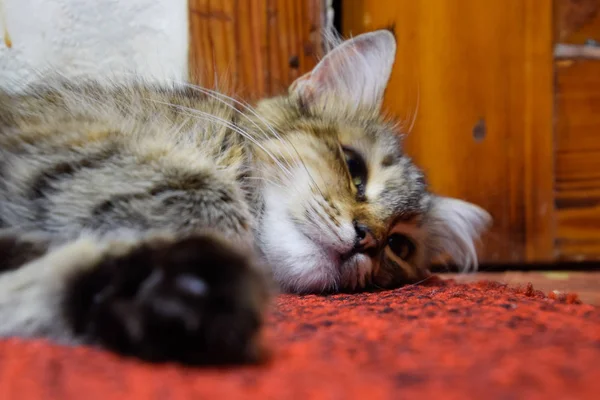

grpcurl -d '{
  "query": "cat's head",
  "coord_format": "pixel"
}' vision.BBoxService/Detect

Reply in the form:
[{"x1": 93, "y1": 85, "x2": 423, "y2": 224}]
[{"x1": 250, "y1": 29, "x2": 491, "y2": 293}]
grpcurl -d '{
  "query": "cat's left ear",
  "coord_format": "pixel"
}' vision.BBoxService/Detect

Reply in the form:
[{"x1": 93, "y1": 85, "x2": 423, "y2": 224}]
[{"x1": 290, "y1": 30, "x2": 396, "y2": 112}]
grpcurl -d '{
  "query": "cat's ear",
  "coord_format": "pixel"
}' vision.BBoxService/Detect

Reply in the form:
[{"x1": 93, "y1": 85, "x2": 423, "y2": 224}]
[
  {"x1": 426, "y1": 197, "x2": 492, "y2": 271},
  {"x1": 289, "y1": 30, "x2": 396, "y2": 112}
]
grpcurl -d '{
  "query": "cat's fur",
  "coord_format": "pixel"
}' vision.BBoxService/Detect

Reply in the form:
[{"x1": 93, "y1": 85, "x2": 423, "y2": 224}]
[{"x1": 0, "y1": 30, "x2": 491, "y2": 365}]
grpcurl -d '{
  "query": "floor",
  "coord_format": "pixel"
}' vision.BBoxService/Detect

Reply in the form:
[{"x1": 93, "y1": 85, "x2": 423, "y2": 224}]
[
  {"x1": 439, "y1": 271, "x2": 600, "y2": 305},
  {"x1": 4, "y1": 278, "x2": 597, "y2": 399}
]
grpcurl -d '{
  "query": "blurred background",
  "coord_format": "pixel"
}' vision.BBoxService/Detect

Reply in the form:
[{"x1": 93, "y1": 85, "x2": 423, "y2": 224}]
[{"x1": 1, "y1": 0, "x2": 599, "y2": 273}]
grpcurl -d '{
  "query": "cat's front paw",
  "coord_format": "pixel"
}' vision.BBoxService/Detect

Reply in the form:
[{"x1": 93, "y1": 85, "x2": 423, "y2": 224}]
[{"x1": 65, "y1": 234, "x2": 270, "y2": 365}]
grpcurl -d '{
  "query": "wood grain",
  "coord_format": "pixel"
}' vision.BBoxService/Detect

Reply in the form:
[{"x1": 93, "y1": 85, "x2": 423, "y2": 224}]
[
  {"x1": 556, "y1": 0, "x2": 600, "y2": 43},
  {"x1": 188, "y1": 0, "x2": 323, "y2": 101},
  {"x1": 556, "y1": 60, "x2": 600, "y2": 260},
  {"x1": 343, "y1": 0, "x2": 555, "y2": 263}
]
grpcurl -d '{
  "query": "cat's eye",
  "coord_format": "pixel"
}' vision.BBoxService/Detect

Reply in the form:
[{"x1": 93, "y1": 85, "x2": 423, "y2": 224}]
[
  {"x1": 387, "y1": 234, "x2": 415, "y2": 260},
  {"x1": 342, "y1": 147, "x2": 367, "y2": 198}
]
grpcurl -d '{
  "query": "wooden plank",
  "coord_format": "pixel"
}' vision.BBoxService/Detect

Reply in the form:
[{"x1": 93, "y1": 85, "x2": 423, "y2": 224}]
[
  {"x1": 524, "y1": 1, "x2": 556, "y2": 262},
  {"x1": 343, "y1": 0, "x2": 555, "y2": 263},
  {"x1": 556, "y1": 0, "x2": 600, "y2": 43},
  {"x1": 188, "y1": 0, "x2": 323, "y2": 101},
  {"x1": 555, "y1": 60, "x2": 600, "y2": 260}
]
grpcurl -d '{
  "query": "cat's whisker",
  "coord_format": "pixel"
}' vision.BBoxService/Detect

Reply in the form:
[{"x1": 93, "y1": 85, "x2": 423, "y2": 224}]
[
  {"x1": 119, "y1": 76, "x2": 290, "y2": 157},
  {"x1": 406, "y1": 83, "x2": 420, "y2": 135},
  {"x1": 181, "y1": 84, "x2": 326, "y2": 197},
  {"x1": 145, "y1": 78, "x2": 326, "y2": 199},
  {"x1": 161, "y1": 81, "x2": 295, "y2": 155},
  {"x1": 204, "y1": 93, "x2": 322, "y2": 192},
  {"x1": 159, "y1": 101, "x2": 298, "y2": 178},
  {"x1": 307, "y1": 203, "x2": 345, "y2": 245},
  {"x1": 146, "y1": 99, "x2": 295, "y2": 179},
  {"x1": 244, "y1": 176, "x2": 286, "y2": 190}
]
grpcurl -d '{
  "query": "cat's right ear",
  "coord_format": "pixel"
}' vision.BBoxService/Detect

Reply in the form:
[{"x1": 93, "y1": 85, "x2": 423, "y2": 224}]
[{"x1": 289, "y1": 30, "x2": 397, "y2": 112}]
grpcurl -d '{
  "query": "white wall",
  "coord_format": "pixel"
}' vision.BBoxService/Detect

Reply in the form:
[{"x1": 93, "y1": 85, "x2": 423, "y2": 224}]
[{"x1": 0, "y1": 0, "x2": 188, "y2": 90}]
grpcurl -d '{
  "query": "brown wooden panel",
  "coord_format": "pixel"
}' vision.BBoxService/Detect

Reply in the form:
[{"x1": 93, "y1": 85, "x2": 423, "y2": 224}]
[
  {"x1": 188, "y1": 0, "x2": 323, "y2": 101},
  {"x1": 343, "y1": 0, "x2": 555, "y2": 263},
  {"x1": 556, "y1": 60, "x2": 600, "y2": 260},
  {"x1": 556, "y1": 0, "x2": 600, "y2": 43}
]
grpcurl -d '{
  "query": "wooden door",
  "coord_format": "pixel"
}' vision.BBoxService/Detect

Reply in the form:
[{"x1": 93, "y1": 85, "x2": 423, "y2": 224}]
[
  {"x1": 555, "y1": 0, "x2": 600, "y2": 261},
  {"x1": 188, "y1": 0, "x2": 324, "y2": 101},
  {"x1": 343, "y1": 0, "x2": 555, "y2": 264}
]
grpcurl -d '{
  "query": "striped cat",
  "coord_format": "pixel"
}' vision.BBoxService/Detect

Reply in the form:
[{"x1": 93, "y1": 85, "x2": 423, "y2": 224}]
[{"x1": 0, "y1": 30, "x2": 490, "y2": 365}]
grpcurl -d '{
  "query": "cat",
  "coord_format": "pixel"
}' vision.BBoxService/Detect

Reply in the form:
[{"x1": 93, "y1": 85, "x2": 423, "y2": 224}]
[{"x1": 0, "y1": 29, "x2": 491, "y2": 365}]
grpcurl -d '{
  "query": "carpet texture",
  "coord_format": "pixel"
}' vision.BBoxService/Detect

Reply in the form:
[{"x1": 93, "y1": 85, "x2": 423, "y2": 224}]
[{"x1": 1, "y1": 278, "x2": 598, "y2": 399}]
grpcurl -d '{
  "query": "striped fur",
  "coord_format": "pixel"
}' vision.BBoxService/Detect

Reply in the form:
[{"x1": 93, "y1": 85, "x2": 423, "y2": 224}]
[{"x1": 0, "y1": 30, "x2": 491, "y2": 365}]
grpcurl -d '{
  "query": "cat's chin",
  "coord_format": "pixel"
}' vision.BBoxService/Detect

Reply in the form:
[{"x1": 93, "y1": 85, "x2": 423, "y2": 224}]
[
  {"x1": 261, "y1": 234, "x2": 373, "y2": 294},
  {"x1": 257, "y1": 218, "x2": 344, "y2": 293},
  {"x1": 261, "y1": 232, "x2": 342, "y2": 294},
  {"x1": 259, "y1": 188, "x2": 351, "y2": 293}
]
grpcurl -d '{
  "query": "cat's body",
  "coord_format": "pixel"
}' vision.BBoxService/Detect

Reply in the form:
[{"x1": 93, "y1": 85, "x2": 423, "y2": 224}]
[{"x1": 0, "y1": 30, "x2": 490, "y2": 365}]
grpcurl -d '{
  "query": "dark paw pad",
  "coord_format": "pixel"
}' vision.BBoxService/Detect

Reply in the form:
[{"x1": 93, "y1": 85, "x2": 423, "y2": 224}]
[{"x1": 65, "y1": 235, "x2": 269, "y2": 365}]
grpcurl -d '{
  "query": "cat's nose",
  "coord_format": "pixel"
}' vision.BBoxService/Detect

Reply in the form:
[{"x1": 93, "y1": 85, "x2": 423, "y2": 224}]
[{"x1": 352, "y1": 221, "x2": 377, "y2": 254}]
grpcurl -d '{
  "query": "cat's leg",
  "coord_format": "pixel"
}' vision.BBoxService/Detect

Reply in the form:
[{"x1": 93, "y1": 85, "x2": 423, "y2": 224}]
[
  {"x1": 0, "y1": 230, "x2": 269, "y2": 365},
  {"x1": 0, "y1": 229, "x2": 53, "y2": 272},
  {"x1": 0, "y1": 139, "x2": 271, "y2": 364}
]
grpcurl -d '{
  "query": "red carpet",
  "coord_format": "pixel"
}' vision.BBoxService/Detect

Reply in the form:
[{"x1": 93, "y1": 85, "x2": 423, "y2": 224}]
[{"x1": 1, "y1": 278, "x2": 598, "y2": 399}]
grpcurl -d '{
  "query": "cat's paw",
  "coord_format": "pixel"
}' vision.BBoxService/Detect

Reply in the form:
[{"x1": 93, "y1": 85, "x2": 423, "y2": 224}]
[{"x1": 65, "y1": 234, "x2": 270, "y2": 365}]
